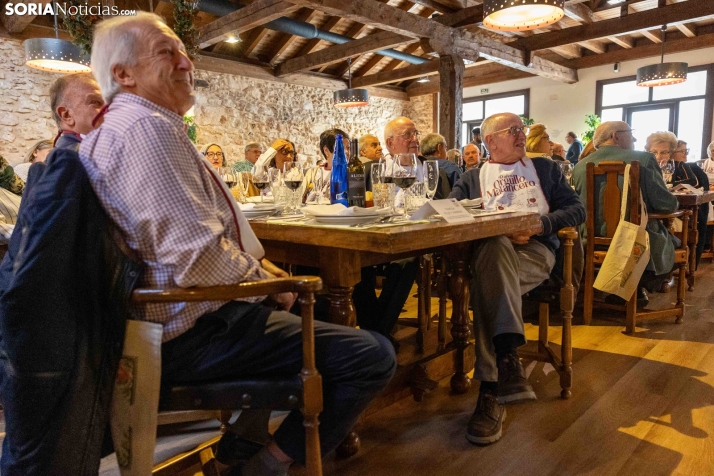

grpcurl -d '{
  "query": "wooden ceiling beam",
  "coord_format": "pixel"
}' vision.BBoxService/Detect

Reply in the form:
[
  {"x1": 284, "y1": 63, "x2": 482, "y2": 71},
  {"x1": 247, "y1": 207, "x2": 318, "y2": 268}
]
[
  {"x1": 564, "y1": 3, "x2": 595, "y2": 24},
  {"x1": 1, "y1": 0, "x2": 53, "y2": 32},
  {"x1": 578, "y1": 39, "x2": 606, "y2": 54},
  {"x1": 353, "y1": 54, "x2": 386, "y2": 77},
  {"x1": 406, "y1": 63, "x2": 534, "y2": 97},
  {"x1": 284, "y1": 0, "x2": 578, "y2": 83},
  {"x1": 565, "y1": 29, "x2": 714, "y2": 69},
  {"x1": 519, "y1": 0, "x2": 714, "y2": 51},
  {"x1": 266, "y1": 8, "x2": 317, "y2": 64},
  {"x1": 551, "y1": 44, "x2": 582, "y2": 59},
  {"x1": 640, "y1": 29, "x2": 662, "y2": 43},
  {"x1": 608, "y1": 35, "x2": 634, "y2": 48},
  {"x1": 675, "y1": 22, "x2": 697, "y2": 38},
  {"x1": 199, "y1": 0, "x2": 301, "y2": 49},
  {"x1": 408, "y1": 0, "x2": 457, "y2": 14},
  {"x1": 294, "y1": 15, "x2": 341, "y2": 56},
  {"x1": 275, "y1": 30, "x2": 416, "y2": 76},
  {"x1": 431, "y1": 5, "x2": 483, "y2": 28},
  {"x1": 379, "y1": 43, "x2": 422, "y2": 73},
  {"x1": 351, "y1": 60, "x2": 440, "y2": 87},
  {"x1": 242, "y1": 27, "x2": 270, "y2": 56}
]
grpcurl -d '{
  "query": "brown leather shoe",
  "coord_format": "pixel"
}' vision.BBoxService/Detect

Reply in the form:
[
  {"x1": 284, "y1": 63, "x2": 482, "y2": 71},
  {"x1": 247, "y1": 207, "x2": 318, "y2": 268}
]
[
  {"x1": 466, "y1": 392, "x2": 506, "y2": 445},
  {"x1": 497, "y1": 353, "x2": 537, "y2": 404}
]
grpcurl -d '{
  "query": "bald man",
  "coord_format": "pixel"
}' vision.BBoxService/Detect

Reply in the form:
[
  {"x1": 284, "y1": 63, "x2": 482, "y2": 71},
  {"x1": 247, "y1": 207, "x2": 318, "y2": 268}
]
[
  {"x1": 49, "y1": 73, "x2": 105, "y2": 151},
  {"x1": 450, "y1": 112, "x2": 585, "y2": 446},
  {"x1": 573, "y1": 121, "x2": 678, "y2": 298}
]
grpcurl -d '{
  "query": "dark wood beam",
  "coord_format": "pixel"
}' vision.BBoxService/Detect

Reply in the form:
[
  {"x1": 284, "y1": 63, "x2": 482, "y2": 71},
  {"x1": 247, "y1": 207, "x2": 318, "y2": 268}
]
[
  {"x1": 294, "y1": 16, "x2": 341, "y2": 56},
  {"x1": 608, "y1": 35, "x2": 634, "y2": 48},
  {"x1": 565, "y1": 30, "x2": 714, "y2": 69},
  {"x1": 675, "y1": 22, "x2": 697, "y2": 38},
  {"x1": 242, "y1": 27, "x2": 270, "y2": 56},
  {"x1": 1, "y1": 0, "x2": 53, "y2": 32},
  {"x1": 285, "y1": 0, "x2": 578, "y2": 83},
  {"x1": 431, "y1": 4, "x2": 483, "y2": 27},
  {"x1": 199, "y1": 0, "x2": 301, "y2": 49},
  {"x1": 329, "y1": 21, "x2": 371, "y2": 76},
  {"x1": 438, "y1": 55, "x2": 464, "y2": 149},
  {"x1": 407, "y1": 63, "x2": 533, "y2": 97},
  {"x1": 518, "y1": 0, "x2": 714, "y2": 51},
  {"x1": 267, "y1": 8, "x2": 316, "y2": 64},
  {"x1": 409, "y1": 0, "x2": 457, "y2": 14},
  {"x1": 275, "y1": 30, "x2": 416, "y2": 76},
  {"x1": 564, "y1": 2, "x2": 595, "y2": 24},
  {"x1": 640, "y1": 29, "x2": 662, "y2": 43},
  {"x1": 379, "y1": 43, "x2": 422, "y2": 73},
  {"x1": 351, "y1": 60, "x2": 440, "y2": 87},
  {"x1": 353, "y1": 54, "x2": 386, "y2": 77}
]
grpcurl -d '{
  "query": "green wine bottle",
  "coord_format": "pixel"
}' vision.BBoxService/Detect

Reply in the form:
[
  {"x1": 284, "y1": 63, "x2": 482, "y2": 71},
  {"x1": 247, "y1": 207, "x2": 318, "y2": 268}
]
[{"x1": 347, "y1": 138, "x2": 366, "y2": 207}]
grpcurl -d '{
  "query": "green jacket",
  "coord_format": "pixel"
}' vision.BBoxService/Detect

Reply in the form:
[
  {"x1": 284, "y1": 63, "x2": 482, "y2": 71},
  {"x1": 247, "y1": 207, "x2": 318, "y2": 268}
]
[{"x1": 573, "y1": 145, "x2": 678, "y2": 275}]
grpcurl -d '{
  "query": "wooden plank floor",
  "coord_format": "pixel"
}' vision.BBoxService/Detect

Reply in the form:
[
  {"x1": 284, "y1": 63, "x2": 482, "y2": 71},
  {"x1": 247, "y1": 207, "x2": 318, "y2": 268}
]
[{"x1": 319, "y1": 263, "x2": 714, "y2": 476}]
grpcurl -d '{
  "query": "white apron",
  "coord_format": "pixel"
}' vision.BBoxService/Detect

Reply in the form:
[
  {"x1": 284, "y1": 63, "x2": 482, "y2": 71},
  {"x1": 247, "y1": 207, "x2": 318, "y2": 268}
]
[{"x1": 479, "y1": 158, "x2": 549, "y2": 215}]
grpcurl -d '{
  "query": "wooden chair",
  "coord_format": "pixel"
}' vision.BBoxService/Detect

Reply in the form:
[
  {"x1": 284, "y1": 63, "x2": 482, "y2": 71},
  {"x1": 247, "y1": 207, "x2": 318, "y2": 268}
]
[
  {"x1": 521, "y1": 228, "x2": 578, "y2": 399},
  {"x1": 583, "y1": 161, "x2": 690, "y2": 334},
  {"x1": 131, "y1": 276, "x2": 324, "y2": 476},
  {"x1": 700, "y1": 220, "x2": 714, "y2": 261}
]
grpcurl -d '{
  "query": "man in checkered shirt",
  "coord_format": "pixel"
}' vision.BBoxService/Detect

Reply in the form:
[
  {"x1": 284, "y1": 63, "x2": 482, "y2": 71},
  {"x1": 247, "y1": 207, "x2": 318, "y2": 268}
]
[{"x1": 80, "y1": 13, "x2": 395, "y2": 476}]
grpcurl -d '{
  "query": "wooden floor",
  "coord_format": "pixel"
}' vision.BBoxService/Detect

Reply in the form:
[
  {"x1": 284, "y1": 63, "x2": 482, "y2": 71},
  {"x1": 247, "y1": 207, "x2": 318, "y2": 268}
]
[{"x1": 320, "y1": 264, "x2": 714, "y2": 476}]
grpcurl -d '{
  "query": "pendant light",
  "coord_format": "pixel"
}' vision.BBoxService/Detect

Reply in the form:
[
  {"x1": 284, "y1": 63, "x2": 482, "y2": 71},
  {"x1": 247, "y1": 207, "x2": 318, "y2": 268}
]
[
  {"x1": 334, "y1": 58, "x2": 369, "y2": 108},
  {"x1": 24, "y1": 1, "x2": 91, "y2": 74},
  {"x1": 483, "y1": 0, "x2": 565, "y2": 32},
  {"x1": 636, "y1": 25, "x2": 687, "y2": 87}
]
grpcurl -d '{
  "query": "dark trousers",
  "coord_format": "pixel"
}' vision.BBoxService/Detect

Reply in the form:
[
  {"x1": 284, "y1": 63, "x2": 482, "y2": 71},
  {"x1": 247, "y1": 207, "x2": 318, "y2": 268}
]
[
  {"x1": 352, "y1": 258, "x2": 419, "y2": 336},
  {"x1": 161, "y1": 302, "x2": 396, "y2": 464}
]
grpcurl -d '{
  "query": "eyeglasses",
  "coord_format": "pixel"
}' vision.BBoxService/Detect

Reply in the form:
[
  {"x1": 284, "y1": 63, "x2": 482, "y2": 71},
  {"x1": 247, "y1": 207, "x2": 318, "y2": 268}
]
[
  {"x1": 279, "y1": 148, "x2": 295, "y2": 156},
  {"x1": 393, "y1": 130, "x2": 421, "y2": 141},
  {"x1": 674, "y1": 148, "x2": 690, "y2": 155},
  {"x1": 650, "y1": 150, "x2": 672, "y2": 157},
  {"x1": 489, "y1": 126, "x2": 530, "y2": 137},
  {"x1": 204, "y1": 152, "x2": 223, "y2": 159}
]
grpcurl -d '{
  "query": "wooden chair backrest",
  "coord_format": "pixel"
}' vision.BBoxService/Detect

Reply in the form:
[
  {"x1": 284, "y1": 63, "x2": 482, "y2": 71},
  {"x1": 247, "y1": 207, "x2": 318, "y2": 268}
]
[{"x1": 585, "y1": 160, "x2": 641, "y2": 249}]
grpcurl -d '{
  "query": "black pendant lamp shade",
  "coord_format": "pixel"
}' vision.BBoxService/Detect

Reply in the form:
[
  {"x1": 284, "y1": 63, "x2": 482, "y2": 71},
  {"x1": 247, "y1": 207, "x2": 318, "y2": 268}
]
[
  {"x1": 483, "y1": 0, "x2": 565, "y2": 32},
  {"x1": 636, "y1": 25, "x2": 687, "y2": 87},
  {"x1": 334, "y1": 58, "x2": 369, "y2": 108}
]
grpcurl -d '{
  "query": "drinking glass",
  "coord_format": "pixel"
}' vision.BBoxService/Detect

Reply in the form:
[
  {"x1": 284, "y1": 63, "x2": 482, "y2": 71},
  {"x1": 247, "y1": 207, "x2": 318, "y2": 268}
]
[
  {"x1": 660, "y1": 160, "x2": 674, "y2": 184},
  {"x1": 389, "y1": 153, "x2": 418, "y2": 219},
  {"x1": 371, "y1": 161, "x2": 394, "y2": 212},
  {"x1": 219, "y1": 167, "x2": 238, "y2": 191},
  {"x1": 251, "y1": 167, "x2": 270, "y2": 203},
  {"x1": 560, "y1": 163, "x2": 573, "y2": 185},
  {"x1": 424, "y1": 159, "x2": 439, "y2": 200},
  {"x1": 283, "y1": 162, "x2": 304, "y2": 215},
  {"x1": 237, "y1": 172, "x2": 252, "y2": 203},
  {"x1": 406, "y1": 182, "x2": 427, "y2": 213}
]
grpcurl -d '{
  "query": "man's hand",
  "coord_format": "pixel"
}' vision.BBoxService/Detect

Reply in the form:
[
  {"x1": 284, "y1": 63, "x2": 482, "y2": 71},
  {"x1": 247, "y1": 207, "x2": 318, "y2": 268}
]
[
  {"x1": 268, "y1": 291, "x2": 298, "y2": 311},
  {"x1": 506, "y1": 222, "x2": 543, "y2": 245},
  {"x1": 262, "y1": 259, "x2": 289, "y2": 278}
]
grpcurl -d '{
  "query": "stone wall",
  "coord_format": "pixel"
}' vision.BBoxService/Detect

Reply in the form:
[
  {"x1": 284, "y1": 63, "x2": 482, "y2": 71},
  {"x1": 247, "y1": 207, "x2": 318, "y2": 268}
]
[
  {"x1": 193, "y1": 70, "x2": 433, "y2": 165},
  {"x1": 0, "y1": 36, "x2": 434, "y2": 166},
  {"x1": 0, "y1": 38, "x2": 59, "y2": 165}
]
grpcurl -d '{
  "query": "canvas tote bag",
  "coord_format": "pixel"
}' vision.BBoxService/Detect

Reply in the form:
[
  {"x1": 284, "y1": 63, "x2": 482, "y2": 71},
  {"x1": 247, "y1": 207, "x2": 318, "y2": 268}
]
[
  {"x1": 593, "y1": 164, "x2": 651, "y2": 301},
  {"x1": 110, "y1": 320, "x2": 164, "y2": 476}
]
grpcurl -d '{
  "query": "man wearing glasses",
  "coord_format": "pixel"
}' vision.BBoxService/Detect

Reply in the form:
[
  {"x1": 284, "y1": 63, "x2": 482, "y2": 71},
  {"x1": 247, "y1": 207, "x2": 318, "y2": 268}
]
[
  {"x1": 573, "y1": 121, "x2": 679, "y2": 300},
  {"x1": 233, "y1": 142, "x2": 263, "y2": 173},
  {"x1": 449, "y1": 112, "x2": 585, "y2": 445}
]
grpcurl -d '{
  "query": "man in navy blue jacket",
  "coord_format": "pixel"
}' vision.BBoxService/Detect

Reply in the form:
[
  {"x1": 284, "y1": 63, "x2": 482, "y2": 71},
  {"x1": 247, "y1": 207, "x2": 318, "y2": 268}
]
[
  {"x1": 449, "y1": 113, "x2": 585, "y2": 446},
  {"x1": 565, "y1": 131, "x2": 584, "y2": 164}
]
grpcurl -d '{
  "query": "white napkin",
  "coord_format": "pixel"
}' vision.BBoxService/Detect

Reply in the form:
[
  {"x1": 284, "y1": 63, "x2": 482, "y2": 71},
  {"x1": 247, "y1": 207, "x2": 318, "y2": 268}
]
[
  {"x1": 460, "y1": 198, "x2": 483, "y2": 207},
  {"x1": 246, "y1": 196, "x2": 275, "y2": 203},
  {"x1": 303, "y1": 204, "x2": 384, "y2": 216}
]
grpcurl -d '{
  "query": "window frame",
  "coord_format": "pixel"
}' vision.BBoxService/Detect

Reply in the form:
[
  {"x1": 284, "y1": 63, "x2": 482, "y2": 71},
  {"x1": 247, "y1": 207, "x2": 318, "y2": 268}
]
[
  {"x1": 463, "y1": 89, "x2": 530, "y2": 143},
  {"x1": 595, "y1": 64, "x2": 714, "y2": 160}
]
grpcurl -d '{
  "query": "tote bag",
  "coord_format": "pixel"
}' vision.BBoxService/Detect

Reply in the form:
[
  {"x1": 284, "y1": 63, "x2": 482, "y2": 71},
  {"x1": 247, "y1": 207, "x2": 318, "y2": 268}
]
[
  {"x1": 593, "y1": 164, "x2": 651, "y2": 301},
  {"x1": 110, "y1": 320, "x2": 164, "y2": 476}
]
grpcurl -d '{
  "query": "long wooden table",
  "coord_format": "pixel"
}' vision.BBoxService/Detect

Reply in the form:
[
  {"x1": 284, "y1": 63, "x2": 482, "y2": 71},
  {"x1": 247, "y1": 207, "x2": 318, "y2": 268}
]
[{"x1": 673, "y1": 191, "x2": 714, "y2": 290}]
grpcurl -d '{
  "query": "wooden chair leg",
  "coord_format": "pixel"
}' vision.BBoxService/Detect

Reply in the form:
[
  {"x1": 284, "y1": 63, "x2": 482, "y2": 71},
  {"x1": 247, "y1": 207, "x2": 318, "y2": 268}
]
[
  {"x1": 583, "y1": 259, "x2": 594, "y2": 326},
  {"x1": 437, "y1": 257, "x2": 448, "y2": 351},
  {"x1": 625, "y1": 293, "x2": 636, "y2": 334},
  {"x1": 559, "y1": 232, "x2": 574, "y2": 399},
  {"x1": 538, "y1": 303, "x2": 549, "y2": 351},
  {"x1": 676, "y1": 261, "x2": 686, "y2": 324},
  {"x1": 416, "y1": 255, "x2": 429, "y2": 353},
  {"x1": 218, "y1": 410, "x2": 233, "y2": 433},
  {"x1": 299, "y1": 291, "x2": 323, "y2": 475}
]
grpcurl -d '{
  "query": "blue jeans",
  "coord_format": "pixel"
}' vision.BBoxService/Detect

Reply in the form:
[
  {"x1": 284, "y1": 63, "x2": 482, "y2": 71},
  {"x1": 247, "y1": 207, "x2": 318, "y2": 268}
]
[{"x1": 161, "y1": 301, "x2": 396, "y2": 464}]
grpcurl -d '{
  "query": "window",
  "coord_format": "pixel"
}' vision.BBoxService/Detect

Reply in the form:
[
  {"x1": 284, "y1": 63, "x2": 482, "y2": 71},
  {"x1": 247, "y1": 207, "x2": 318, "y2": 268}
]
[
  {"x1": 462, "y1": 89, "x2": 529, "y2": 145},
  {"x1": 596, "y1": 65, "x2": 714, "y2": 161}
]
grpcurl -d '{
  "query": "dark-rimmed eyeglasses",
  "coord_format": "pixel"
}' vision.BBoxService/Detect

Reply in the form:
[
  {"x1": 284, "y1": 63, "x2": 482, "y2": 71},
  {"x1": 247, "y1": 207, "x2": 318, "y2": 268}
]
[
  {"x1": 674, "y1": 148, "x2": 690, "y2": 155},
  {"x1": 393, "y1": 130, "x2": 421, "y2": 141},
  {"x1": 204, "y1": 152, "x2": 223, "y2": 159},
  {"x1": 279, "y1": 148, "x2": 296, "y2": 157}
]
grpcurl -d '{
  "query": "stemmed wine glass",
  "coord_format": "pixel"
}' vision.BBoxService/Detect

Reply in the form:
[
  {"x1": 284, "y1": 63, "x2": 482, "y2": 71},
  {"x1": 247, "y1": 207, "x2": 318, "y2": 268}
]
[
  {"x1": 388, "y1": 153, "x2": 418, "y2": 219},
  {"x1": 560, "y1": 163, "x2": 573, "y2": 185},
  {"x1": 660, "y1": 160, "x2": 675, "y2": 185},
  {"x1": 424, "y1": 159, "x2": 439, "y2": 201},
  {"x1": 219, "y1": 167, "x2": 238, "y2": 192},
  {"x1": 251, "y1": 166, "x2": 270, "y2": 203},
  {"x1": 283, "y1": 162, "x2": 304, "y2": 215}
]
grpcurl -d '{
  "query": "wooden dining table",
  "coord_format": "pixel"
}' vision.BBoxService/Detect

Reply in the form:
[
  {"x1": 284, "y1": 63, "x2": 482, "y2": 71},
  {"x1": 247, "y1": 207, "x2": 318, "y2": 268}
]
[{"x1": 673, "y1": 191, "x2": 714, "y2": 290}]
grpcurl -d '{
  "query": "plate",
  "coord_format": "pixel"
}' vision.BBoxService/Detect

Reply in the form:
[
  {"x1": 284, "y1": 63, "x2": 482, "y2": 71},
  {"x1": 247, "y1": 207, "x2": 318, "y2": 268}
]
[
  {"x1": 314, "y1": 215, "x2": 381, "y2": 225},
  {"x1": 242, "y1": 208, "x2": 277, "y2": 218}
]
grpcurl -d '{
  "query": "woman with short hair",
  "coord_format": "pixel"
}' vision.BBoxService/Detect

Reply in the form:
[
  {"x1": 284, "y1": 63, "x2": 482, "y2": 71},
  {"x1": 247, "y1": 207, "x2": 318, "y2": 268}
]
[
  {"x1": 200, "y1": 143, "x2": 227, "y2": 170},
  {"x1": 14, "y1": 140, "x2": 53, "y2": 183}
]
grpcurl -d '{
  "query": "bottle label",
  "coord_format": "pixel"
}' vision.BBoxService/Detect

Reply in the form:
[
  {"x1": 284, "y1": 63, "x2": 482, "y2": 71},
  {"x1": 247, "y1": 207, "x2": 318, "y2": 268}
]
[{"x1": 348, "y1": 172, "x2": 366, "y2": 207}]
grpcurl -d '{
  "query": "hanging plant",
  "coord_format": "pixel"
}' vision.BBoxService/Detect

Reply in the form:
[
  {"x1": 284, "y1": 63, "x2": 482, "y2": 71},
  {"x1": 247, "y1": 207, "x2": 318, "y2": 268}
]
[
  {"x1": 62, "y1": 0, "x2": 103, "y2": 56},
  {"x1": 172, "y1": 0, "x2": 200, "y2": 58}
]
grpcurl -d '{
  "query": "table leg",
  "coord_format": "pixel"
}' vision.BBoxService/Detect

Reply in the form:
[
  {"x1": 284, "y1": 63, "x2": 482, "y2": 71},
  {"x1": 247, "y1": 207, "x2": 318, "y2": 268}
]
[
  {"x1": 447, "y1": 245, "x2": 472, "y2": 394},
  {"x1": 326, "y1": 286, "x2": 356, "y2": 327},
  {"x1": 687, "y1": 204, "x2": 699, "y2": 292}
]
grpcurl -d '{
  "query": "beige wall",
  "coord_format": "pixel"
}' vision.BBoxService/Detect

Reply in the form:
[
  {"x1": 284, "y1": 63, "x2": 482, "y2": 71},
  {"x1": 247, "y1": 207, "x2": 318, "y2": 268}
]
[{"x1": 0, "y1": 36, "x2": 433, "y2": 166}]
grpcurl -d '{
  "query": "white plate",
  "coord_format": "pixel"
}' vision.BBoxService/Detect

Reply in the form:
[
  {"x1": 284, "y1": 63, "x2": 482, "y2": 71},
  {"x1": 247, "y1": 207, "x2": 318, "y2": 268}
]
[
  {"x1": 314, "y1": 215, "x2": 381, "y2": 225},
  {"x1": 242, "y1": 209, "x2": 277, "y2": 218}
]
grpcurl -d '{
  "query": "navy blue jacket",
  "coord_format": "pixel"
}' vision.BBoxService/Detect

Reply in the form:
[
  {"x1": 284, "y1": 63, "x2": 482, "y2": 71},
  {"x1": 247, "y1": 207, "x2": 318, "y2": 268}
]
[
  {"x1": 0, "y1": 148, "x2": 140, "y2": 475},
  {"x1": 449, "y1": 157, "x2": 585, "y2": 254},
  {"x1": 566, "y1": 140, "x2": 583, "y2": 164}
]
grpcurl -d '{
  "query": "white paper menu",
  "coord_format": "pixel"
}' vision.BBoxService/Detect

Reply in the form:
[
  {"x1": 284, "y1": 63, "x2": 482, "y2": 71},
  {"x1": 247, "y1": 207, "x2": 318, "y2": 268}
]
[{"x1": 410, "y1": 198, "x2": 474, "y2": 223}]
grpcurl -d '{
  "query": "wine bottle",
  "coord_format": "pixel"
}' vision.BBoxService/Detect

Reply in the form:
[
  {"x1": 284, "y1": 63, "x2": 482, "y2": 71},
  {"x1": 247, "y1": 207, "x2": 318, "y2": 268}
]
[
  {"x1": 330, "y1": 134, "x2": 348, "y2": 206},
  {"x1": 347, "y1": 138, "x2": 366, "y2": 207}
]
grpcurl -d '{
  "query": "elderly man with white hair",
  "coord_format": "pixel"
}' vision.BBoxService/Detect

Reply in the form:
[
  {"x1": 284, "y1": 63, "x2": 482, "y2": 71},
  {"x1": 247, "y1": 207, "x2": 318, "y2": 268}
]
[
  {"x1": 419, "y1": 132, "x2": 462, "y2": 188},
  {"x1": 79, "y1": 12, "x2": 395, "y2": 476},
  {"x1": 448, "y1": 113, "x2": 585, "y2": 446},
  {"x1": 573, "y1": 122, "x2": 679, "y2": 300}
]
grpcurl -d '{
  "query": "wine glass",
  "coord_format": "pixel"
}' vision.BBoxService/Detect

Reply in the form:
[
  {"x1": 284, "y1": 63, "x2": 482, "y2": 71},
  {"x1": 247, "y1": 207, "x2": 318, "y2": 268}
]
[
  {"x1": 390, "y1": 153, "x2": 418, "y2": 219},
  {"x1": 660, "y1": 160, "x2": 674, "y2": 185},
  {"x1": 283, "y1": 162, "x2": 304, "y2": 215},
  {"x1": 237, "y1": 172, "x2": 252, "y2": 203},
  {"x1": 251, "y1": 166, "x2": 270, "y2": 203},
  {"x1": 424, "y1": 159, "x2": 439, "y2": 200},
  {"x1": 219, "y1": 167, "x2": 238, "y2": 191}
]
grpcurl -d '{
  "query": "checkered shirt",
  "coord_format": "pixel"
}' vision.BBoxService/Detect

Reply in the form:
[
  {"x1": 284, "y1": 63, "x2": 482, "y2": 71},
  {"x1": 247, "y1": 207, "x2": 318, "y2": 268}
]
[
  {"x1": 79, "y1": 93, "x2": 269, "y2": 342},
  {"x1": 232, "y1": 161, "x2": 254, "y2": 173}
]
